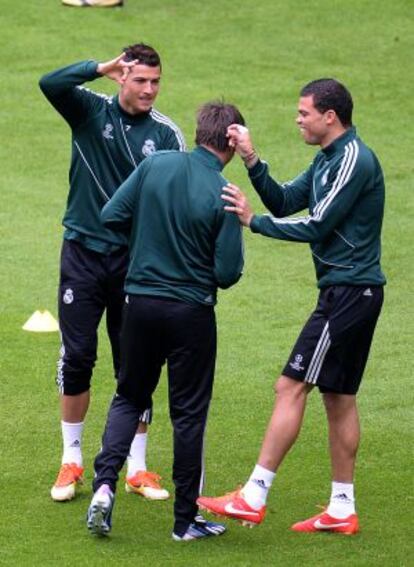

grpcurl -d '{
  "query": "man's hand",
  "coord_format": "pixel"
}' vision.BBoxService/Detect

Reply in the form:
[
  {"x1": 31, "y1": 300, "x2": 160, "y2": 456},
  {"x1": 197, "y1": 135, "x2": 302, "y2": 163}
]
[
  {"x1": 97, "y1": 53, "x2": 138, "y2": 85},
  {"x1": 222, "y1": 183, "x2": 254, "y2": 227},
  {"x1": 227, "y1": 124, "x2": 258, "y2": 168}
]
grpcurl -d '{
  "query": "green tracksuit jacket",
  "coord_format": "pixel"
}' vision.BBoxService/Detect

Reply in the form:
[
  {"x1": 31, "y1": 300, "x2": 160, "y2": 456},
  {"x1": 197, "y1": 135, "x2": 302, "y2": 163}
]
[
  {"x1": 39, "y1": 61, "x2": 185, "y2": 254},
  {"x1": 248, "y1": 127, "x2": 386, "y2": 288},
  {"x1": 101, "y1": 146, "x2": 244, "y2": 305}
]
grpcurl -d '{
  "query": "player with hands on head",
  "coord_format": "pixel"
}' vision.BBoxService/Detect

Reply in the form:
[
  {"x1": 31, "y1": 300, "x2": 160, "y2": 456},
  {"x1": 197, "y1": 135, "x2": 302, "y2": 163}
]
[{"x1": 39, "y1": 43, "x2": 185, "y2": 505}]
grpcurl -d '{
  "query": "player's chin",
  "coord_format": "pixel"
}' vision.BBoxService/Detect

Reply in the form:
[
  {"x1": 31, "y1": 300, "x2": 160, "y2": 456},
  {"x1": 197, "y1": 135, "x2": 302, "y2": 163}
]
[
  {"x1": 301, "y1": 131, "x2": 316, "y2": 145},
  {"x1": 135, "y1": 101, "x2": 153, "y2": 113}
]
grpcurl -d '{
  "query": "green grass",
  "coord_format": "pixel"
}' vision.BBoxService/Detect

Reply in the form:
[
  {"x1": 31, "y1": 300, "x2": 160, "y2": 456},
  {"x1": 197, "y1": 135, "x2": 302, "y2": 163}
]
[{"x1": 1, "y1": 0, "x2": 413, "y2": 565}]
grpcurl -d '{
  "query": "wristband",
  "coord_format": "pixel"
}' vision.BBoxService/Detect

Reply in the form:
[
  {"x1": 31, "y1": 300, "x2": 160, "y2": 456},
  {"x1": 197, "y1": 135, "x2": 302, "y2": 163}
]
[{"x1": 242, "y1": 151, "x2": 259, "y2": 168}]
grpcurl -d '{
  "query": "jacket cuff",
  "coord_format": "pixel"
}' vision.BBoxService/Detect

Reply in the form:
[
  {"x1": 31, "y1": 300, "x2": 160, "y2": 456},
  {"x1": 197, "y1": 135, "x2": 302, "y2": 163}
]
[
  {"x1": 86, "y1": 60, "x2": 101, "y2": 78},
  {"x1": 247, "y1": 159, "x2": 267, "y2": 179},
  {"x1": 250, "y1": 215, "x2": 262, "y2": 233}
]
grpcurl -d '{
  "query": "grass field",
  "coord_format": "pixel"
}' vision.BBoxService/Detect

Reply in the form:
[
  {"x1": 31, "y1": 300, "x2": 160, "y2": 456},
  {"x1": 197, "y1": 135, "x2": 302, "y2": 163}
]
[{"x1": 1, "y1": 0, "x2": 413, "y2": 565}]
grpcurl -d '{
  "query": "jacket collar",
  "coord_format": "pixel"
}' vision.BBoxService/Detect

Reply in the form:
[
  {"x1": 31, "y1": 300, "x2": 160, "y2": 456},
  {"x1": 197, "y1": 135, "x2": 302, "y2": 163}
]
[
  {"x1": 322, "y1": 126, "x2": 357, "y2": 156},
  {"x1": 192, "y1": 146, "x2": 225, "y2": 171}
]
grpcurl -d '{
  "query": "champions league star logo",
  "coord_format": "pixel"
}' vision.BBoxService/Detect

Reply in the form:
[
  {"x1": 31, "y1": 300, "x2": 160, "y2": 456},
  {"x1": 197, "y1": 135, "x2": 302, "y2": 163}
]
[
  {"x1": 142, "y1": 139, "x2": 156, "y2": 157},
  {"x1": 289, "y1": 354, "x2": 305, "y2": 372}
]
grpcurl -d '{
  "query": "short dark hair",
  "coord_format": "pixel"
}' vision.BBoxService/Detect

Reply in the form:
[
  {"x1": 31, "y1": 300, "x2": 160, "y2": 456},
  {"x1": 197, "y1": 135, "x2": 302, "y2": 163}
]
[
  {"x1": 195, "y1": 102, "x2": 245, "y2": 152},
  {"x1": 123, "y1": 43, "x2": 161, "y2": 69},
  {"x1": 300, "y1": 78, "x2": 353, "y2": 127}
]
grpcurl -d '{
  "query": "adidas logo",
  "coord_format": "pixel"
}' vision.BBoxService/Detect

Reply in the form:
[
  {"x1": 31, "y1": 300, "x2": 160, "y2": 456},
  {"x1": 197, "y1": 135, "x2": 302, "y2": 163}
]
[
  {"x1": 333, "y1": 493, "x2": 351, "y2": 501},
  {"x1": 363, "y1": 288, "x2": 373, "y2": 297},
  {"x1": 252, "y1": 479, "x2": 267, "y2": 489}
]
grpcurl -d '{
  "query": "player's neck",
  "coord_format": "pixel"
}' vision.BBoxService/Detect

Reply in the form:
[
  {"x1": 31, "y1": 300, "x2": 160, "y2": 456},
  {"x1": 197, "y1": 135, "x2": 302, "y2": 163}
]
[
  {"x1": 320, "y1": 125, "x2": 348, "y2": 149},
  {"x1": 202, "y1": 144, "x2": 233, "y2": 166}
]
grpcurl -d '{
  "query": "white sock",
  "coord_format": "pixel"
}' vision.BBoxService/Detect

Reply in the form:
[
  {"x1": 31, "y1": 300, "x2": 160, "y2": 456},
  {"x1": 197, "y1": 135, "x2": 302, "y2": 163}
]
[
  {"x1": 61, "y1": 421, "x2": 83, "y2": 466},
  {"x1": 327, "y1": 481, "x2": 356, "y2": 518},
  {"x1": 127, "y1": 433, "x2": 147, "y2": 476},
  {"x1": 241, "y1": 464, "x2": 276, "y2": 510}
]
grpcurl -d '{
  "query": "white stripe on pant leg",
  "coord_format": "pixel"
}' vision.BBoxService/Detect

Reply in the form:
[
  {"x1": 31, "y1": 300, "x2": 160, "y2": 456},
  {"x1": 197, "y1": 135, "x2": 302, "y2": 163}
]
[
  {"x1": 305, "y1": 322, "x2": 329, "y2": 383},
  {"x1": 310, "y1": 334, "x2": 331, "y2": 384},
  {"x1": 198, "y1": 403, "x2": 211, "y2": 495},
  {"x1": 57, "y1": 339, "x2": 65, "y2": 394},
  {"x1": 139, "y1": 408, "x2": 151, "y2": 423}
]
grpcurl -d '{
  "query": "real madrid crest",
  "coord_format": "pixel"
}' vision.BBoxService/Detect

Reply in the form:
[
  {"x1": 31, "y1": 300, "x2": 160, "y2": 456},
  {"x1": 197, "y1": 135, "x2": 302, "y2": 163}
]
[
  {"x1": 142, "y1": 139, "x2": 156, "y2": 157},
  {"x1": 63, "y1": 288, "x2": 74, "y2": 304}
]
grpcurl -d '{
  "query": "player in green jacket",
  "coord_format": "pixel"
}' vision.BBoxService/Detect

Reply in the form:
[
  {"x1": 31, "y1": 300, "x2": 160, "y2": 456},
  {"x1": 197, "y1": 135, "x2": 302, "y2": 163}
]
[
  {"x1": 39, "y1": 43, "x2": 185, "y2": 503},
  {"x1": 198, "y1": 79, "x2": 385, "y2": 535},
  {"x1": 86, "y1": 102, "x2": 244, "y2": 541}
]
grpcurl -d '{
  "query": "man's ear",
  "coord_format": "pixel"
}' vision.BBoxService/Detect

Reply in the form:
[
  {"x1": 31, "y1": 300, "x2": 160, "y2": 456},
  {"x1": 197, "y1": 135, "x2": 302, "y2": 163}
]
[{"x1": 325, "y1": 109, "x2": 337, "y2": 125}]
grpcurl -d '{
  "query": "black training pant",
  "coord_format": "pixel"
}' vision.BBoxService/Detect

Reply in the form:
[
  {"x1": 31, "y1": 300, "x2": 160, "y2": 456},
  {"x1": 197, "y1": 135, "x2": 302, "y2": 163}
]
[
  {"x1": 93, "y1": 295, "x2": 217, "y2": 536},
  {"x1": 57, "y1": 239, "x2": 128, "y2": 395}
]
